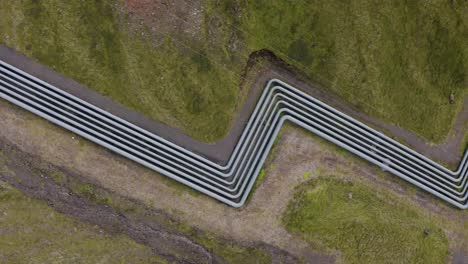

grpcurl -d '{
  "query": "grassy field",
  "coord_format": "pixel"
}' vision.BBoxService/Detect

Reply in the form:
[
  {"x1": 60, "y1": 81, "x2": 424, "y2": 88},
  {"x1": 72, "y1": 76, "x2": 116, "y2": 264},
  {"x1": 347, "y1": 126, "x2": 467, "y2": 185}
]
[
  {"x1": 283, "y1": 177, "x2": 450, "y2": 263},
  {"x1": 0, "y1": 0, "x2": 466, "y2": 143},
  {"x1": 0, "y1": 0, "x2": 242, "y2": 142},
  {"x1": 0, "y1": 181, "x2": 160, "y2": 263},
  {"x1": 206, "y1": 0, "x2": 468, "y2": 143}
]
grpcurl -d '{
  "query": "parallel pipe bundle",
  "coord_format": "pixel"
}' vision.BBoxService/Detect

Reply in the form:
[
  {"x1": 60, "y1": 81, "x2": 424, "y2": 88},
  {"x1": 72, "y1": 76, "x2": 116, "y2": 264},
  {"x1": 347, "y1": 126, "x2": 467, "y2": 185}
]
[{"x1": 0, "y1": 60, "x2": 467, "y2": 208}]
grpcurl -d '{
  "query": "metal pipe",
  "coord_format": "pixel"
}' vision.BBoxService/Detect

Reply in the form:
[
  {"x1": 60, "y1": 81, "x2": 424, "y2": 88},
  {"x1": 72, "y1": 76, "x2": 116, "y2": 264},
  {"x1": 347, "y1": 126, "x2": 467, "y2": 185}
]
[{"x1": 0, "y1": 60, "x2": 466, "y2": 208}]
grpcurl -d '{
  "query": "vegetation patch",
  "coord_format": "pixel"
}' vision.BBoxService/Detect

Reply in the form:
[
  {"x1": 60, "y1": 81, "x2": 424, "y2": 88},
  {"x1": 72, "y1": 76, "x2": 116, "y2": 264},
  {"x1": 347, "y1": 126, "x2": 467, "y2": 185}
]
[
  {"x1": 193, "y1": 233, "x2": 272, "y2": 264},
  {"x1": 75, "y1": 183, "x2": 113, "y2": 206},
  {"x1": 283, "y1": 177, "x2": 449, "y2": 263}
]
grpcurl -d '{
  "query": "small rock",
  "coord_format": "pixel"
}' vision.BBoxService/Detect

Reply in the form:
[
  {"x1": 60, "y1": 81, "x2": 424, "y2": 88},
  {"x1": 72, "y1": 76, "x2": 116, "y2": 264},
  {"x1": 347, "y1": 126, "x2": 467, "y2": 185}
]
[
  {"x1": 424, "y1": 228, "x2": 430, "y2": 236},
  {"x1": 348, "y1": 192, "x2": 353, "y2": 200}
]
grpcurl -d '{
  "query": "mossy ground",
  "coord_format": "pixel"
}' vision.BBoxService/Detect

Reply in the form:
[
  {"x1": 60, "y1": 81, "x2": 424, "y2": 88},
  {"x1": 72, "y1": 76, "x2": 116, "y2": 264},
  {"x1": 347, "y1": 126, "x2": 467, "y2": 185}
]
[
  {"x1": 283, "y1": 177, "x2": 450, "y2": 263},
  {"x1": 1, "y1": 0, "x2": 466, "y2": 143}
]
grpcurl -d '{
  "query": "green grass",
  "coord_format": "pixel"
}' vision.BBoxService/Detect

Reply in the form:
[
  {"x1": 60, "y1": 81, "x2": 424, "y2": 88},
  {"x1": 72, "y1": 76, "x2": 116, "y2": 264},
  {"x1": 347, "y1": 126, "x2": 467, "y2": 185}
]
[
  {"x1": 0, "y1": 0, "x2": 241, "y2": 142},
  {"x1": 245, "y1": 168, "x2": 267, "y2": 203},
  {"x1": 0, "y1": 0, "x2": 466, "y2": 144},
  {"x1": 205, "y1": 0, "x2": 468, "y2": 143},
  {"x1": 193, "y1": 233, "x2": 271, "y2": 264},
  {"x1": 0, "y1": 181, "x2": 161, "y2": 263},
  {"x1": 75, "y1": 183, "x2": 113, "y2": 206},
  {"x1": 283, "y1": 177, "x2": 449, "y2": 263},
  {"x1": 253, "y1": 168, "x2": 266, "y2": 192},
  {"x1": 49, "y1": 170, "x2": 66, "y2": 185}
]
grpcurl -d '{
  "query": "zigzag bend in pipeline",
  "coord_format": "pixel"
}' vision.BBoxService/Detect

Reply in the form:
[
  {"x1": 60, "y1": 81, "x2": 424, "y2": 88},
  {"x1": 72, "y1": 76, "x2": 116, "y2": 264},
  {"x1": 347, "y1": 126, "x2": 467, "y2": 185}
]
[{"x1": 0, "y1": 59, "x2": 467, "y2": 208}]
